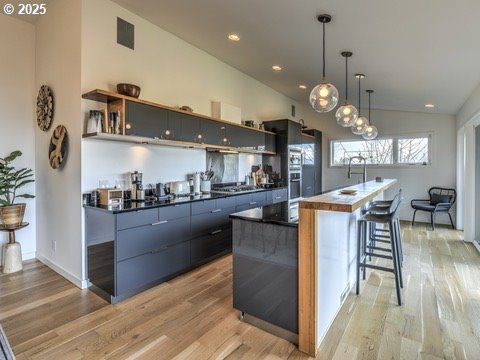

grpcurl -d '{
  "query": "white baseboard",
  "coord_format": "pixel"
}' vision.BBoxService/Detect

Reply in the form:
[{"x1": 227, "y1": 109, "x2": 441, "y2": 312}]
[
  {"x1": 36, "y1": 255, "x2": 88, "y2": 289},
  {"x1": 473, "y1": 241, "x2": 480, "y2": 253}
]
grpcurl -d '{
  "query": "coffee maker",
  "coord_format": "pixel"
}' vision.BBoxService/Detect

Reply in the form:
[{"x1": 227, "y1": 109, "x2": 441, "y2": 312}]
[{"x1": 130, "y1": 171, "x2": 145, "y2": 201}]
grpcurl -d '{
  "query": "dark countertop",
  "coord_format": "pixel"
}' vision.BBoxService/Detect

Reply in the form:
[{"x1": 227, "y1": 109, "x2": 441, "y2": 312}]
[
  {"x1": 84, "y1": 187, "x2": 287, "y2": 214},
  {"x1": 229, "y1": 201, "x2": 297, "y2": 228}
]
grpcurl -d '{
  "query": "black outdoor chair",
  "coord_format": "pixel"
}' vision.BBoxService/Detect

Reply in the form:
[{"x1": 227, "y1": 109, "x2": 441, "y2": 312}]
[{"x1": 411, "y1": 187, "x2": 456, "y2": 230}]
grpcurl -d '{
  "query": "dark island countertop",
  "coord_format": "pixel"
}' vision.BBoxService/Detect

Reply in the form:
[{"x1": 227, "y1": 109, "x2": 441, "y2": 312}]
[
  {"x1": 84, "y1": 187, "x2": 287, "y2": 214},
  {"x1": 229, "y1": 201, "x2": 297, "y2": 228}
]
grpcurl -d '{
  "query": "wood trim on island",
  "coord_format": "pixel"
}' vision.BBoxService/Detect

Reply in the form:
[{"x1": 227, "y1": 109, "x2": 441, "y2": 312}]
[
  {"x1": 298, "y1": 207, "x2": 317, "y2": 355},
  {"x1": 299, "y1": 179, "x2": 398, "y2": 213},
  {"x1": 298, "y1": 179, "x2": 398, "y2": 356}
]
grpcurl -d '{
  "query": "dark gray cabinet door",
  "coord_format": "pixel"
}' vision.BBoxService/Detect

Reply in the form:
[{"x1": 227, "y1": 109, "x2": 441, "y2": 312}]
[
  {"x1": 125, "y1": 101, "x2": 168, "y2": 138},
  {"x1": 202, "y1": 119, "x2": 229, "y2": 146},
  {"x1": 158, "y1": 203, "x2": 190, "y2": 221},
  {"x1": 265, "y1": 133, "x2": 276, "y2": 153},
  {"x1": 191, "y1": 199, "x2": 217, "y2": 215},
  {"x1": 251, "y1": 191, "x2": 267, "y2": 206},
  {"x1": 191, "y1": 228, "x2": 231, "y2": 265},
  {"x1": 116, "y1": 217, "x2": 191, "y2": 261},
  {"x1": 272, "y1": 188, "x2": 288, "y2": 203},
  {"x1": 302, "y1": 166, "x2": 315, "y2": 198},
  {"x1": 191, "y1": 206, "x2": 235, "y2": 237},
  {"x1": 116, "y1": 241, "x2": 190, "y2": 295},
  {"x1": 116, "y1": 208, "x2": 158, "y2": 230}
]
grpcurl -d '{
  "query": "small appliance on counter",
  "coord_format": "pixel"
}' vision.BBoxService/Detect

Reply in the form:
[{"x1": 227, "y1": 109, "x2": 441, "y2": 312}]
[
  {"x1": 130, "y1": 171, "x2": 145, "y2": 202},
  {"x1": 193, "y1": 172, "x2": 201, "y2": 195},
  {"x1": 168, "y1": 181, "x2": 191, "y2": 196},
  {"x1": 98, "y1": 188, "x2": 124, "y2": 206},
  {"x1": 155, "y1": 183, "x2": 168, "y2": 198}
]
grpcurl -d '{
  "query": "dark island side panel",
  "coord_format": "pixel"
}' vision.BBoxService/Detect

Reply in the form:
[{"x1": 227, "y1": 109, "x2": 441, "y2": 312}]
[{"x1": 232, "y1": 218, "x2": 298, "y2": 334}]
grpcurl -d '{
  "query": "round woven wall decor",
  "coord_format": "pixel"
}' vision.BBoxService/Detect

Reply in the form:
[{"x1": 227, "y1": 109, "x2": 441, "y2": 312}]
[
  {"x1": 48, "y1": 125, "x2": 68, "y2": 169},
  {"x1": 36, "y1": 85, "x2": 54, "y2": 131}
]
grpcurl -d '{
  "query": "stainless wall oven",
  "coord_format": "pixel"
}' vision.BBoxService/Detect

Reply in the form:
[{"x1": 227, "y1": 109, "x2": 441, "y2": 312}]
[
  {"x1": 289, "y1": 172, "x2": 301, "y2": 200},
  {"x1": 288, "y1": 146, "x2": 302, "y2": 200}
]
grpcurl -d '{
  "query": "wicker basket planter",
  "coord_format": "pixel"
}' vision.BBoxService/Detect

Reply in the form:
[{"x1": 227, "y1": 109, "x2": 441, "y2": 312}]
[{"x1": 0, "y1": 204, "x2": 26, "y2": 229}]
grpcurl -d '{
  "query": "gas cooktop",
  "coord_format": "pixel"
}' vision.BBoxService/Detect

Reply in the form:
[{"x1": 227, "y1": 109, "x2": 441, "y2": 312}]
[{"x1": 211, "y1": 185, "x2": 261, "y2": 194}]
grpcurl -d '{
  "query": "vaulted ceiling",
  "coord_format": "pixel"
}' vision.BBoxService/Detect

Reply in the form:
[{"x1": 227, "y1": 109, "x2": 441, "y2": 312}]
[{"x1": 110, "y1": 0, "x2": 480, "y2": 115}]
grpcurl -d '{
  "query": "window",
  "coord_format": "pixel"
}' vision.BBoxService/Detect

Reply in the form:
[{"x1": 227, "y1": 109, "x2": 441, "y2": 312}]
[
  {"x1": 331, "y1": 135, "x2": 431, "y2": 166},
  {"x1": 397, "y1": 137, "x2": 429, "y2": 164}
]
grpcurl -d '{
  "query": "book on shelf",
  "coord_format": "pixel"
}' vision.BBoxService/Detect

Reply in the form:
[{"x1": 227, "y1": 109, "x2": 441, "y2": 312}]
[{"x1": 86, "y1": 109, "x2": 122, "y2": 135}]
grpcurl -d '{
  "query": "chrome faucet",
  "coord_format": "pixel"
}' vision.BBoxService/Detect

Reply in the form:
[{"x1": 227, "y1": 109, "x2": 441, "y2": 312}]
[{"x1": 348, "y1": 155, "x2": 367, "y2": 183}]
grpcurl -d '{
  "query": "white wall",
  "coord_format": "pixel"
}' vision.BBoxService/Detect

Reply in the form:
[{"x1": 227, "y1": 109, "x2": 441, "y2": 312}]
[
  {"x1": 80, "y1": 0, "x2": 301, "y2": 186},
  {"x1": 456, "y1": 81, "x2": 480, "y2": 234},
  {"x1": 302, "y1": 108, "x2": 457, "y2": 224},
  {"x1": 0, "y1": 15, "x2": 36, "y2": 263},
  {"x1": 35, "y1": 0, "x2": 84, "y2": 286},
  {"x1": 81, "y1": 0, "x2": 303, "y2": 123},
  {"x1": 457, "y1": 82, "x2": 480, "y2": 129},
  {"x1": 82, "y1": 140, "x2": 206, "y2": 190}
]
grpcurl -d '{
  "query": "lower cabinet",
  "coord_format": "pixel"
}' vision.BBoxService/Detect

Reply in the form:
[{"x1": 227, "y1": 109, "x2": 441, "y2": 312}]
[
  {"x1": 86, "y1": 189, "x2": 287, "y2": 302},
  {"x1": 116, "y1": 241, "x2": 190, "y2": 295},
  {"x1": 191, "y1": 228, "x2": 232, "y2": 265}
]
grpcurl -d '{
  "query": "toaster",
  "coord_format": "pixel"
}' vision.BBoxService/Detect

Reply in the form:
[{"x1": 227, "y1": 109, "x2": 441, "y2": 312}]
[
  {"x1": 97, "y1": 188, "x2": 124, "y2": 206},
  {"x1": 168, "y1": 181, "x2": 191, "y2": 196}
]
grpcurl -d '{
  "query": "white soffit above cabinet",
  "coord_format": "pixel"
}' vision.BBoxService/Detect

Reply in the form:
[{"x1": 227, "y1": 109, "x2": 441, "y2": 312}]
[{"x1": 111, "y1": 0, "x2": 480, "y2": 115}]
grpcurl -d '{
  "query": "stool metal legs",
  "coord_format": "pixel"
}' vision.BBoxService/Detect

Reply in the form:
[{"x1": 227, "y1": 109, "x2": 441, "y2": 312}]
[{"x1": 356, "y1": 218, "x2": 403, "y2": 306}]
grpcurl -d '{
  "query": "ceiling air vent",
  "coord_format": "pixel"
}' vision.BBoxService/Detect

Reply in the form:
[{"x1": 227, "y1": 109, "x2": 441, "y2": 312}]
[{"x1": 117, "y1": 17, "x2": 134, "y2": 50}]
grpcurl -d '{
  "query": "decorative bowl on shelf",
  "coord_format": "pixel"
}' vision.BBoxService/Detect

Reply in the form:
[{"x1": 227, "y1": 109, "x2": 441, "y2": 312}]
[{"x1": 117, "y1": 83, "x2": 141, "y2": 98}]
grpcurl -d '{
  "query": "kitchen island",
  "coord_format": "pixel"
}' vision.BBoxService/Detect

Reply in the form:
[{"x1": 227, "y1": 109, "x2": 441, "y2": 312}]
[
  {"x1": 230, "y1": 202, "x2": 298, "y2": 342},
  {"x1": 298, "y1": 179, "x2": 397, "y2": 356}
]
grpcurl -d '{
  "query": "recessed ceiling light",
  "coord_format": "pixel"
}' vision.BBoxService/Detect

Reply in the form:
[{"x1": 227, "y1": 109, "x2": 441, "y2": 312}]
[
  {"x1": 227, "y1": 33, "x2": 240, "y2": 42},
  {"x1": 272, "y1": 65, "x2": 282, "y2": 71},
  {"x1": 299, "y1": 85, "x2": 307, "y2": 89},
  {"x1": 425, "y1": 104, "x2": 435, "y2": 108}
]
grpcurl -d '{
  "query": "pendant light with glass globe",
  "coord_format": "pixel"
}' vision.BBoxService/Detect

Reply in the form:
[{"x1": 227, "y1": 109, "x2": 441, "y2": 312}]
[
  {"x1": 335, "y1": 51, "x2": 358, "y2": 127},
  {"x1": 362, "y1": 89, "x2": 378, "y2": 140},
  {"x1": 309, "y1": 14, "x2": 339, "y2": 113},
  {"x1": 351, "y1": 74, "x2": 369, "y2": 135}
]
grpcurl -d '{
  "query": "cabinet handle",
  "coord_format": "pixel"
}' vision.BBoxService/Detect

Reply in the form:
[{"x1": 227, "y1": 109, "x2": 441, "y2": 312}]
[
  {"x1": 249, "y1": 202, "x2": 257, "y2": 205},
  {"x1": 211, "y1": 229, "x2": 223, "y2": 235},
  {"x1": 306, "y1": 186, "x2": 312, "y2": 190},
  {"x1": 211, "y1": 209, "x2": 222, "y2": 213},
  {"x1": 151, "y1": 220, "x2": 168, "y2": 226},
  {"x1": 150, "y1": 246, "x2": 168, "y2": 254},
  {"x1": 174, "y1": 205, "x2": 181, "y2": 207},
  {"x1": 275, "y1": 196, "x2": 282, "y2": 199}
]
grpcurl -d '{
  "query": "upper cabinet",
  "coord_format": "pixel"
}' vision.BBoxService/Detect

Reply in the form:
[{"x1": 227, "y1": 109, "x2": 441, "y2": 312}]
[{"x1": 82, "y1": 89, "x2": 276, "y2": 155}]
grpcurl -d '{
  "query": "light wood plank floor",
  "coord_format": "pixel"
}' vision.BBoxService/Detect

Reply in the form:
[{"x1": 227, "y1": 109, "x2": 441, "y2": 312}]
[{"x1": 1, "y1": 222, "x2": 478, "y2": 359}]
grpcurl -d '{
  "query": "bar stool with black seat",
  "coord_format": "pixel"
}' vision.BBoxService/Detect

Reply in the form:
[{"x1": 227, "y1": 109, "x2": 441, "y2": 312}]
[
  {"x1": 361, "y1": 189, "x2": 404, "y2": 265},
  {"x1": 368, "y1": 189, "x2": 404, "y2": 265},
  {"x1": 356, "y1": 191, "x2": 403, "y2": 305}
]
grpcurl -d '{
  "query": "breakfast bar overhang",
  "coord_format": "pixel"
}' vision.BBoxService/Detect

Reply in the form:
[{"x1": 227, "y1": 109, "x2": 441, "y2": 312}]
[{"x1": 298, "y1": 179, "x2": 398, "y2": 356}]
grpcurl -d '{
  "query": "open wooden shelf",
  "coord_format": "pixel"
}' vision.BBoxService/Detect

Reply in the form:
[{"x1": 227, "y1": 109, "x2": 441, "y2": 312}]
[{"x1": 82, "y1": 89, "x2": 276, "y2": 135}]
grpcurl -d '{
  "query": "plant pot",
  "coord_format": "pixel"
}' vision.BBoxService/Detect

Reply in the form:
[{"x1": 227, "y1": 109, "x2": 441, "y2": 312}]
[{"x1": 0, "y1": 203, "x2": 26, "y2": 229}]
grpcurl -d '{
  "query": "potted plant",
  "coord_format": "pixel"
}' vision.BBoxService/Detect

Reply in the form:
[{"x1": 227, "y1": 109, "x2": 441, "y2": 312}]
[{"x1": 0, "y1": 151, "x2": 35, "y2": 228}]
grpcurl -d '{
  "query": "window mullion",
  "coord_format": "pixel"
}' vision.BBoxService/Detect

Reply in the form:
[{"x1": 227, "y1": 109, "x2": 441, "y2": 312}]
[{"x1": 392, "y1": 139, "x2": 399, "y2": 165}]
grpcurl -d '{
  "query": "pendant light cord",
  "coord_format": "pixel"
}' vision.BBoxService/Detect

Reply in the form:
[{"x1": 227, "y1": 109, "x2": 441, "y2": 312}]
[
  {"x1": 358, "y1": 77, "x2": 361, "y2": 115},
  {"x1": 368, "y1": 91, "x2": 371, "y2": 120},
  {"x1": 345, "y1": 56, "x2": 348, "y2": 101},
  {"x1": 322, "y1": 22, "x2": 326, "y2": 79}
]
